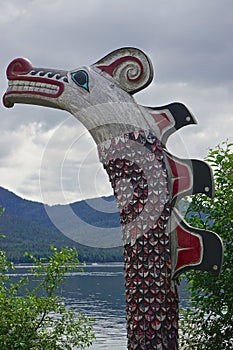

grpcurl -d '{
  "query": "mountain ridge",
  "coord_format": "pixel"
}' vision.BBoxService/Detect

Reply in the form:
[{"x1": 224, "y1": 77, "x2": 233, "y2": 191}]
[{"x1": 0, "y1": 187, "x2": 123, "y2": 263}]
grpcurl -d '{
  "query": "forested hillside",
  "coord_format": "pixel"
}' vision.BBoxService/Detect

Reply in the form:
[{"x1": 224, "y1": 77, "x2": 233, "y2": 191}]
[{"x1": 0, "y1": 187, "x2": 123, "y2": 263}]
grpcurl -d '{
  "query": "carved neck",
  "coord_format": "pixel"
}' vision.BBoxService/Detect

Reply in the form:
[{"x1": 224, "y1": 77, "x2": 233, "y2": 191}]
[
  {"x1": 90, "y1": 123, "x2": 140, "y2": 145},
  {"x1": 97, "y1": 129, "x2": 170, "y2": 245}
]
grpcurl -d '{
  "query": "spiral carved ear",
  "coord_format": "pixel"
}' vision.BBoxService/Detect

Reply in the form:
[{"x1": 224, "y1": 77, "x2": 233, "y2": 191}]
[{"x1": 91, "y1": 47, "x2": 154, "y2": 94}]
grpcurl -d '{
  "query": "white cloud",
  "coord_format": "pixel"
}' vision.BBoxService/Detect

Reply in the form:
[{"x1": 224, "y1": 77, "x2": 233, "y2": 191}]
[
  {"x1": 0, "y1": 1, "x2": 27, "y2": 24},
  {"x1": 0, "y1": 122, "x2": 46, "y2": 196},
  {"x1": 39, "y1": 117, "x2": 112, "y2": 204}
]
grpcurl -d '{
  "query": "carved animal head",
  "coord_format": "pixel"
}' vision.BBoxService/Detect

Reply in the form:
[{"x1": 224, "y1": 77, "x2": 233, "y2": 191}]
[
  {"x1": 3, "y1": 48, "x2": 150, "y2": 139},
  {"x1": 3, "y1": 47, "x2": 195, "y2": 144}
]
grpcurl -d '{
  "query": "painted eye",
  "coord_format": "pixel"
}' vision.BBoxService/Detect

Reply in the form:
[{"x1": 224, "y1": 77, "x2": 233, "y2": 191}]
[{"x1": 71, "y1": 70, "x2": 89, "y2": 91}]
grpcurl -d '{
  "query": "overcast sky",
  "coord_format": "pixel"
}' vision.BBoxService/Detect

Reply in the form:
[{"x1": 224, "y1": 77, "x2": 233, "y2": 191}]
[{"x1": 1, "y1": 0, "x2": 233, "y2": 205}]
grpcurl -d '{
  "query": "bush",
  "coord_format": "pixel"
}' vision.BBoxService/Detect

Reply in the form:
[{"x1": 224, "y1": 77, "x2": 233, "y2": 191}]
[
  {"x1": 180, "y1": 141, "x2": 233, "y2": 349},
  {"x1": 0, "y1": 242, "x2": 95, "y2": 350}
]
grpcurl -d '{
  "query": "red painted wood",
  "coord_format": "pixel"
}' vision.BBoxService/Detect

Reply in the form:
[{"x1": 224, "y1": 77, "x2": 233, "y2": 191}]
[{"x1": 175, "y1": 225, "x2": 202, "y2": 271}]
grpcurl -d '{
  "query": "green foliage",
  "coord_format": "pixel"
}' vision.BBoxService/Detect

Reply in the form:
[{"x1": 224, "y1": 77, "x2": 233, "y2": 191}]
[
  {"x1": 180, "y1": 141, "x2": 233, "y2": 349},
  {"x1": 0, "y1": 243, "x2": 95, "y2": 350}
]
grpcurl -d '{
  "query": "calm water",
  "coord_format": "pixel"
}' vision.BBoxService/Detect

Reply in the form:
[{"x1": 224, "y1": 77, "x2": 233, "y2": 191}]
[{"x1": 12, "y1": 264, "x2": 189, "y2": 350}]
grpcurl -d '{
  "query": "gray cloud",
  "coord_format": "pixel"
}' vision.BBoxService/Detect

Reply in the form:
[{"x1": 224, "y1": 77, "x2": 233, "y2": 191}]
[{"x1": 0, "y1": 0, "x2": 232, "y2": 203}]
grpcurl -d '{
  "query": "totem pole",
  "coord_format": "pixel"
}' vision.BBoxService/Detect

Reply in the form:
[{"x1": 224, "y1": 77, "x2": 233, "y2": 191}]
[{"x1": 3, "y1": 48, "x2": 223, "y2": 349}]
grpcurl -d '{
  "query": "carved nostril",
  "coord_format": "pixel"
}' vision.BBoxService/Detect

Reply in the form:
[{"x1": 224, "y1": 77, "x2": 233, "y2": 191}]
[{"x1": 6, "y1": 58, "x2": 33, "y2": 79}]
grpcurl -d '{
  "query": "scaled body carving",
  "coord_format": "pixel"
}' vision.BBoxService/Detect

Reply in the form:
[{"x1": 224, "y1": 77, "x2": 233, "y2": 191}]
[{"x1": 3, "y1": 48, "x2": 223, "y2": 349}]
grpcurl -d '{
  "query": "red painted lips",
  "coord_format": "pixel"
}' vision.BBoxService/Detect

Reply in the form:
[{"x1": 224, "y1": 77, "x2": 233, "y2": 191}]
[{"x1": 3, "y1": 58, "x2": 65, "y2": 108}]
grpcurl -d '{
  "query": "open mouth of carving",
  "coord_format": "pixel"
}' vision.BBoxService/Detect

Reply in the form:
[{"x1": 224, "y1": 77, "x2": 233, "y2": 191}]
[{"x1": 3, "y1": 58, "x2": 67, "y2": 108}]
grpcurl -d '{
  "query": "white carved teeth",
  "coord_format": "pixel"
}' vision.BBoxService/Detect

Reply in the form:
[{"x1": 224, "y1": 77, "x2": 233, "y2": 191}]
[{"x1": 8, "y1": 80, "x2": 59, "y2": 95}]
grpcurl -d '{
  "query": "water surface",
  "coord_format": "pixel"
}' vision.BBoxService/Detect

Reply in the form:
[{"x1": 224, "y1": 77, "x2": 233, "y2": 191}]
[{"x1": 13, "y1": 264, "x2": 189, "y2": 349}]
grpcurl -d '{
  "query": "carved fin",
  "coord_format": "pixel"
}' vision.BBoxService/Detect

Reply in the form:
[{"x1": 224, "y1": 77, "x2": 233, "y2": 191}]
[
  {"x1": 191, "y1": 159, "x2": 214, "y2": 198},
  {"x1": 170, "y1": 208, "x2": 223, "y2": 279},
  {"x1": 146, "y1": 102, "x2": 197, "y2": 145},
  {"x1": 164, "y1": 151, "x2": 214, "y2": 204}
]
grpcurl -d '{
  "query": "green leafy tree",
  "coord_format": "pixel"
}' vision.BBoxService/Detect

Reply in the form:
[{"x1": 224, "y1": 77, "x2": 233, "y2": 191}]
[
  {"x1": 180, "y1": 141, "x2": 233, "y2": 349},
  {"x1": 0, "y1": 239, "x2": 95, "y2": 349}
]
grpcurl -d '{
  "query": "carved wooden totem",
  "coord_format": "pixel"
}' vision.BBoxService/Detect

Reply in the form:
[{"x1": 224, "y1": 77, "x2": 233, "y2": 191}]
[{"x1": 3, "y1": 48, "x2": 223, "y2": 349}]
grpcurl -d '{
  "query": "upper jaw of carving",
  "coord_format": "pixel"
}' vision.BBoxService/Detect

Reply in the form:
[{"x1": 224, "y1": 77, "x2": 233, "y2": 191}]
[{"x1": 3, "y1": 58, "x2": 67, "y2": 108}]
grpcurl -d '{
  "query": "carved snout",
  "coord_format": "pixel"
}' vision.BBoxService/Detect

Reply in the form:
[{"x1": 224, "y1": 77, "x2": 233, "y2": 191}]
[{"x1": 3, "y1": 58, "x2": 67, "y2": 109}]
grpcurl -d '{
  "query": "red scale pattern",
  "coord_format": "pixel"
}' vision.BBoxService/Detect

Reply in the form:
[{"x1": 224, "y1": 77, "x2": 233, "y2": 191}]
[
  {"x1": 98, "y1": 130, "x2": 179, "y2": 349},
  {"x1": 124, "y1": 228, "x2": 179, "y2": 349}
]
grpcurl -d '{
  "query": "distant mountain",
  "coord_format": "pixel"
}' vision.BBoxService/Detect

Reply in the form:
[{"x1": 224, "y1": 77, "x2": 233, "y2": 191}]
[{"x1": 0, "y1": 187, "x2": 123, "y2": 263}]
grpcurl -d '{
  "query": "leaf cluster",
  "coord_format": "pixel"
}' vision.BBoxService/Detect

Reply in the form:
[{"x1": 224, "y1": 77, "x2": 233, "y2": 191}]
[
  {"x1": 180, "y1": 141, "x2": 233, "y2": 349},
  {"x1": 0, "y1": 244, "x2": 95, "y2": 350}
]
